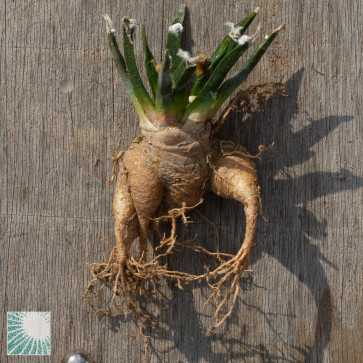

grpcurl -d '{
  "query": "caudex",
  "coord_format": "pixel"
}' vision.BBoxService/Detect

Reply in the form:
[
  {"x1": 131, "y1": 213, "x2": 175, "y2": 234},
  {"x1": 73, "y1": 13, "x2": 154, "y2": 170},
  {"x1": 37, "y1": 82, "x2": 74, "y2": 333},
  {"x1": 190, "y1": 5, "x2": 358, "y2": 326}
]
[{"x1": 84, "y1": 5, "x2": 284, "y2": 334}]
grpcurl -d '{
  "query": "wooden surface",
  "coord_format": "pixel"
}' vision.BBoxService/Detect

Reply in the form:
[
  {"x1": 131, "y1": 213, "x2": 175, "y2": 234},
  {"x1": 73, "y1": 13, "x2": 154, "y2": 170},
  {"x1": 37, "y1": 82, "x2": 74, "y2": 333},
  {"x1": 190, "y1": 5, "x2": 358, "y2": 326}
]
[{"x1": 1, "y1": 0, "x2": 362, "y2": 362}]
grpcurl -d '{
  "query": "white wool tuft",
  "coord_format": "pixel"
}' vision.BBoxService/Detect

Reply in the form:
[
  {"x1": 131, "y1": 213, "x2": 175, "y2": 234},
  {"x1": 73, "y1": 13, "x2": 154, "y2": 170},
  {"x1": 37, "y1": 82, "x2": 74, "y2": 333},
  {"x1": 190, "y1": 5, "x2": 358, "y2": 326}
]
[
  {"x1": 169, "y1": 23, "x2": 183, "y2": 36},
  {"x1": 177, "y1": 49, "x2": 191, "y2": 59},
  {"x1": 225, "y1": 21, "x2": 244, "y2": 42},
  {"x1": 230, "y1": 28, "x2": 243, "y2": 41},
  {"x1": 188, "y1": 95, "x2": 196, "y2": 103},
  {"x1": 238, "y1": 35, "x2": 252, "y2": 46},
  {"x1": 177, "y1": 49, "x2": 200, "y2": 65},
  {"x1": 225, "y1": 21, "x2": 235, "y2": 30}
]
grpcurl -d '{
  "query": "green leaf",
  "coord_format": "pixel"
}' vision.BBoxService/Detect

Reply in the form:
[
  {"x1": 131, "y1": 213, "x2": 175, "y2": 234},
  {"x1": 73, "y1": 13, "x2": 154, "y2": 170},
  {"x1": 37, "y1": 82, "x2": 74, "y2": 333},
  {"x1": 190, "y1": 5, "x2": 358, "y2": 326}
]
[
  {"x1": 122, "y1": 22, "x2": 154, "y2": 115},
  {"x1": 166, "y1": 4, "x2": 186, "y2": 72},
  {"x1": 172, "y1": 61, "x2": 196, "y2": 91},
  {"x1": 156, "y1": 52, "x2": 173, "y2": 97},
  {"x1": 142, "y1": 24, "x2": 158, "y2": 99},
  {"x1": 106, "y1": 32, "x2": 147, "y2": 120},
  {"x1": 145, "y1": 60, "x2": 158, "y2": 100},
  {"x1": 190, "y1": 39, "x2": 230, "y2": 97},
  {"x1": 211, "y1": 9, "x2": 258, "y2": 61},
  {"x1": 173, "y1": 87, "x2": 188, "y2": 120},
  {"x1": 210, "y1": 39, "x2": 230, "y2": 70},
  {"x1": 188, "y1": 91, "x2": 216, "y2": 119},
  {"x1": 155, "y1": 51, "x2": 177, "y2": 122},
  {"x1": 210, "y1": 26, "x2": 283, "y2": 119},
  {"x1": 171, "y1": 61, "x2": 196, "y2": 116},
  {"x1": 183, "y1": 39, "x2": 251, "y2": 121},
  {"x1": 142, "y1": 24, "x2": 155, "y2": 63},
  {"x1": 173, "y1": 3, "x2": 186, "y2": 24},
  {"x1": 189, "y1": 9, "x2": 258, "y2": 98}
]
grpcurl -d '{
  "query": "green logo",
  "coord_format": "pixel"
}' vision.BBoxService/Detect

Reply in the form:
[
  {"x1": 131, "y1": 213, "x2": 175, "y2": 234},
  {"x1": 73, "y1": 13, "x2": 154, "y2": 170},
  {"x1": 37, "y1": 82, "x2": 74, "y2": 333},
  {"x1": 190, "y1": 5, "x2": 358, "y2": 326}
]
[{"x1": 7, "y1": 312, "x2": 51, "y2": 355}]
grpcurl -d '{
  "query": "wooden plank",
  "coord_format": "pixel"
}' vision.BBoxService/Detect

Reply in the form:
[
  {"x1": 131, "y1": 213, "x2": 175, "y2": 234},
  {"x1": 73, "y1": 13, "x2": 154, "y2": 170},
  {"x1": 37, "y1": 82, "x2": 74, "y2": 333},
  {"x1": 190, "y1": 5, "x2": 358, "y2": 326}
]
[{"x1": 1, "y1": 0, "x2": 362, "y2": 362}]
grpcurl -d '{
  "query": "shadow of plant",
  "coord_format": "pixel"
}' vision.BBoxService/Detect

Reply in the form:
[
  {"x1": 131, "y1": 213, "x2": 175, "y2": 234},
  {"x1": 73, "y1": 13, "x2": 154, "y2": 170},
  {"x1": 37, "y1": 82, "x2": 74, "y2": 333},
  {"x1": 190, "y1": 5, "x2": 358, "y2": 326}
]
[{"x1": 140, "y1": 68, "x2": 362, "y2": 362}]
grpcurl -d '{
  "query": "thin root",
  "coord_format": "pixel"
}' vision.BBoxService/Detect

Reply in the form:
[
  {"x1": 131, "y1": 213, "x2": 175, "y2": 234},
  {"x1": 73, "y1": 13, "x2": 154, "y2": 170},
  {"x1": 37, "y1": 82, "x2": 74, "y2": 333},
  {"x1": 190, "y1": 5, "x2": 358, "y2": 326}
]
[
  {"x1": 85, "y1": 236, "x2": 252, "y2": 340},
  {"x1": 153, "y1": 199, "x2": 203, "y2": 254},
  {"x1": 195, "y1": 209, "x2": 223, "y2": 263},
  {"x1": 220, "y1": 139, "x2": 274, "y2": 160},
  {"x1": 205, "y1": 250, "x2": 252, "y2": 332},
  {"x1": 108, "y1": 149, "x2": 125, "y2": 185},
  {"x1": 213, "y1": 82, "x2": 287, "y2": 134}
]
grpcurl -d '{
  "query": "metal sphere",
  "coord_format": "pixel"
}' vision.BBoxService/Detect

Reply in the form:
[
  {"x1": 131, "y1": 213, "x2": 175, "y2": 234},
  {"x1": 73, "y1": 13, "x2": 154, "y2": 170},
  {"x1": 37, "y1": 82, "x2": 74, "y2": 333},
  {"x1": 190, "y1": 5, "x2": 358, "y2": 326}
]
[{"x1": 61, "y1": 350, "x2": 94, "y2": 363}]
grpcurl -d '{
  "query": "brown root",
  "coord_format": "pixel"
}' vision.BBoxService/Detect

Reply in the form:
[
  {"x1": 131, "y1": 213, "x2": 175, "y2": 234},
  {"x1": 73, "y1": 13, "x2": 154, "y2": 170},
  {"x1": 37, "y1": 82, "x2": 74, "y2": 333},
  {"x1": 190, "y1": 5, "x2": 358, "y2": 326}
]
[
  {"x1": 84, "y1": 222, "x2": 253, "y2": 339},
  {"x1": 219, "y1": 139, "x2": 274, "y2": 160},
  {"x1": 205, "y1": 248, "x2": 253, "y2": 333},
  {"x1": 83, "y1": 246, "x2": 169, "y2": 359},
  {"x1": 85, "y1": 126, "x2": 265, "y2": 346},
  {"x1": 108, "y1": 149, "x2": 125, "y2": 185},
  {"x1": 83, "y1": 247, "x2": 198, "y2": 320},
  {"x1": 153, "y1": 199, "x2": 203, "y2": 254},
  {"x1": 83, "y1": 245, "x2": 202, "y2": 358},
  {"x1": 206, "y1": 139, "x2": 261, "y2": 331}
]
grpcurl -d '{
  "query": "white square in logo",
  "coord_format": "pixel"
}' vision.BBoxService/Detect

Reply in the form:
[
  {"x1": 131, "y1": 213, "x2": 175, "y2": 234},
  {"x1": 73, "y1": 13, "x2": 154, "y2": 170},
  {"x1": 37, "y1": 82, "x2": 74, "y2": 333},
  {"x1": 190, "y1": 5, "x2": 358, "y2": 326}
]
[{"x1": 7, "y1": 312, "x2": 51, "y2": 355}]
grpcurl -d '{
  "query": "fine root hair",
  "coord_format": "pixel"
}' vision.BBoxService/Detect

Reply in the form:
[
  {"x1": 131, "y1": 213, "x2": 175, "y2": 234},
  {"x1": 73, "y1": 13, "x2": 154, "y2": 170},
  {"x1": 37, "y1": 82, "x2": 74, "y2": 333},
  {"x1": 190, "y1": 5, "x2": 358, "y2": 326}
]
[
  {"x1": 84, "y1": 214, "x2": 254, "y2": 337},
  {"x1": 213, "y1": 82, "x2": 287, "y2": 133}
]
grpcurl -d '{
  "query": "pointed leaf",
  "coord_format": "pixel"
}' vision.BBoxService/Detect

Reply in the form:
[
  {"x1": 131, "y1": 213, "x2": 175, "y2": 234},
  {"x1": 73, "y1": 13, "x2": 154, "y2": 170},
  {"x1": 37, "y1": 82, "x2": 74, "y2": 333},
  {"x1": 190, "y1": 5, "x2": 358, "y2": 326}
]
[
  {"x1": 183, "y1": 39, "x2": 251, "y2": 121},
  {"x1": 172, "y1": 61, "x2": 196, "y2": 91},
  {"x1": 210, "y1": 25, "x2": 284, "y2": 119},
  {"x1": 106, "y1": 31, "x2": 147, "y2": 120},
  {"x1": 142, "y1": 24, "x2": 155, "y2": 63},
  {"x1": 189, "y1": 9, "x2": 258, "y2": 98},
  {"x1": 211, "y1": 9, "x2": 258, "y2": 61},
  {"x1": 155, "y1": 51, "x2": 177, "y2": 123},
  {"x1": 172, "y1": 61, "x2": 197, "y2": 116},
  {"x1": 166, "y1": 4, "x2": 186, "y2": 72},
  {"x1": 190, "y1": 39, "x2": 230, "y2": 97},
  {"x1": 142, "y1": 24, "x2": 158, "y2": 99},
  {"x1": 156, "y1": 52, "x2": 173, "y2": 97},
  {"x1": 145, "y1": 60, "x2": 158, "y2": 99},
  {"x1": 173, "y1": 3, "x2": 186, "y2": 24},
  {"x1": 123, "y1": 23, "x2": 154, "y2": 115}
]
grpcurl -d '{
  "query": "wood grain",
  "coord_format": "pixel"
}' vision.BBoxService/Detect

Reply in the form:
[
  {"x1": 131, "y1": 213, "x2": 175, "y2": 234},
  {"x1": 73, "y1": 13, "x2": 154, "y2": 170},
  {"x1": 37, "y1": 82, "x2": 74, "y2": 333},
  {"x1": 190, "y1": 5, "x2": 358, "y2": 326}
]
[{"x1": 1, "y1": 0, "x2": 362, "y2": 362}]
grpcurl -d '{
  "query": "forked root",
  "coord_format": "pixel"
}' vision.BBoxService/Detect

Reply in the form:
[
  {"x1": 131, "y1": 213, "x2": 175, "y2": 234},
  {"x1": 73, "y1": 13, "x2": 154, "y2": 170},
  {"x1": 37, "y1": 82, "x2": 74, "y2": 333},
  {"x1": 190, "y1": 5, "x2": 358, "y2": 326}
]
[
  {"x1": 83, "y1": 245, "x2": 201, "y2": 358},
  {"x1": 83, "y1": 247, "x2": 200, "y2": 320},
  {"x1": 84, "y1": 241, "x2": 252, "y2": 338},
  {"x1": 205, "y1": 248, "x2": 252, "y2": 332},
  {"x1": 154, "y1": 199, "x2": 203, "y2": 254}
]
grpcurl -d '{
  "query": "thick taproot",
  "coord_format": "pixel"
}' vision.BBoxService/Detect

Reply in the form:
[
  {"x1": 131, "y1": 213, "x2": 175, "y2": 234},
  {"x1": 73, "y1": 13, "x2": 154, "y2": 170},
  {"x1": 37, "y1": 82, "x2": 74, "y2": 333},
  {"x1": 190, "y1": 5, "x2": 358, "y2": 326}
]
[{"x1": 122, "y1": 127, "x2": 212, "y2": 213}]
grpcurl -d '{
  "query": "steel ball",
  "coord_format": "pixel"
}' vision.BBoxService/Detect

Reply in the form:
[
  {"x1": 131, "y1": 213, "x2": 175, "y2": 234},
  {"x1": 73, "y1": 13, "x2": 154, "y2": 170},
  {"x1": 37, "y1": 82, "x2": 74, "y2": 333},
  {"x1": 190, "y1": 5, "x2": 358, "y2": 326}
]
[{"x1": 61, "y1": 349, "x2": 94, "y2": 363}]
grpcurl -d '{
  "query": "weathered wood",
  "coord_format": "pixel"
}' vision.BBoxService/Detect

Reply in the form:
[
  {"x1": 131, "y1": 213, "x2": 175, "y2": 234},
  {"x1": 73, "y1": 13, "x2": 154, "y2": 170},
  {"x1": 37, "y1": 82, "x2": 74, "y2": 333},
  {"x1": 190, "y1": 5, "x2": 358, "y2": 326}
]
[{"x1": 1, "y1": 0, "x2": 362, "y2": 362}]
